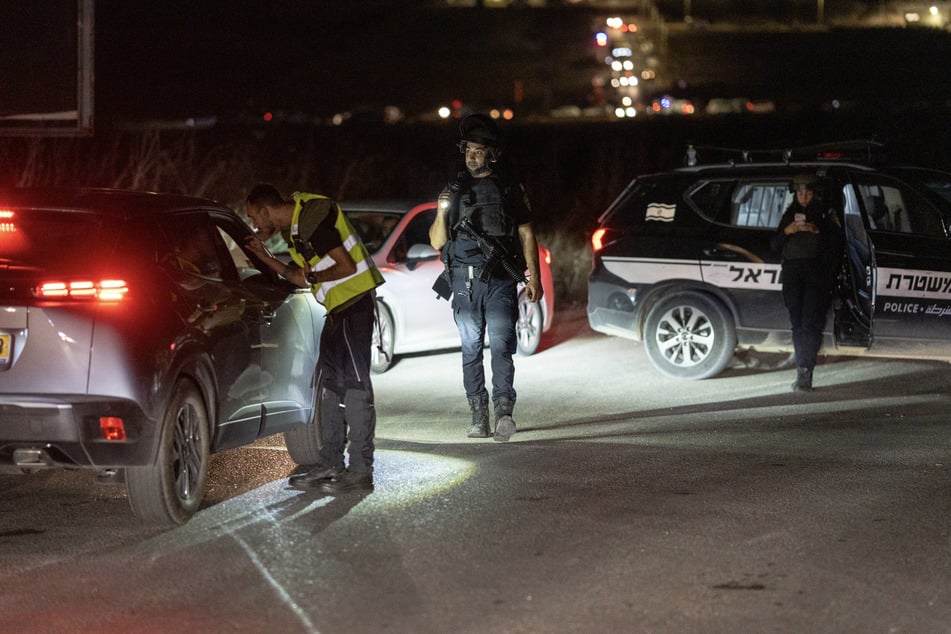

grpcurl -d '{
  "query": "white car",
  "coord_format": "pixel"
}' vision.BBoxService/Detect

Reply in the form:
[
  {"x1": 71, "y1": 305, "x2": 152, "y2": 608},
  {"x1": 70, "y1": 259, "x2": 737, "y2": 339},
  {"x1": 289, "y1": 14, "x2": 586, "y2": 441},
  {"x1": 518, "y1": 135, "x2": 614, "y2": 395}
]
[{"x1": 341, "y1": 201, "x2": 555, "y2": 373}]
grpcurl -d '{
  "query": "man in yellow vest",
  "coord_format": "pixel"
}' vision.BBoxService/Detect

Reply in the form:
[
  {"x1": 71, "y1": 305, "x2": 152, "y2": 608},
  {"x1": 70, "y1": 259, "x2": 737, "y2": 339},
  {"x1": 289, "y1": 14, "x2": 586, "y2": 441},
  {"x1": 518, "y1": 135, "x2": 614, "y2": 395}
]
[{"x1": 245, "y1": 183, "x2": 384, "y2": 494}]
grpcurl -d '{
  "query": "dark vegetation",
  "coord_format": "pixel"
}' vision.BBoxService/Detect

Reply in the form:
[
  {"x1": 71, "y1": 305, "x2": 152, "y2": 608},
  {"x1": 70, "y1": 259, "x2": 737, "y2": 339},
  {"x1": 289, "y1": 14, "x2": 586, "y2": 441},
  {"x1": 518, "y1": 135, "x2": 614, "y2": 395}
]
[{"x1": 3, "y1": 106, "x2": 950, "y2": 304}]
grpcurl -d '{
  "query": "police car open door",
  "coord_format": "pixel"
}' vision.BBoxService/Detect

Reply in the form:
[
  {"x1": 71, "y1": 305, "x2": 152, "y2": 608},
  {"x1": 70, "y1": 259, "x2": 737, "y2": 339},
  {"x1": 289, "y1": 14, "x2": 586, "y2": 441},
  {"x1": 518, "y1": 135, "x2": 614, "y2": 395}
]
[
  {"x1": 846, "y1": 172, "x2": 951, "y2": 359},
  {"x1": 833, "y1": 181, "x2": 875, "y2": 348}
]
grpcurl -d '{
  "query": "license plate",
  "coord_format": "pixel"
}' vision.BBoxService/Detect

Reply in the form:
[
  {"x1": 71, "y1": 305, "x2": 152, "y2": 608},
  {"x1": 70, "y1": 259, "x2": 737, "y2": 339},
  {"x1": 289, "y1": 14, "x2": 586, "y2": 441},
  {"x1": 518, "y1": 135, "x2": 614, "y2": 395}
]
[{"x1": 0, "y1": 332, "x2": 11, "y2": 368}]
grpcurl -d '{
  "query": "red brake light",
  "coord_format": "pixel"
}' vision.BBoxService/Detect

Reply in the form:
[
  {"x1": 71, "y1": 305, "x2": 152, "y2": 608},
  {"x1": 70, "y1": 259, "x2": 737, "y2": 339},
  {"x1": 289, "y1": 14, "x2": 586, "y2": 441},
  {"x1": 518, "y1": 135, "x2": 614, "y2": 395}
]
[
  {"x1": 35, "y1": 279, "x2": 129, "y2": 302},
  {"x1": 99, "y1": 416, "x2": 127, "y2": 441},
  {"x1": 0, "y1": 209, "x2": 15, "y2": 233},
  {"x1": 592, "y1": 228, "x2": 608, "y2": 252},
  {"x1": 97, "y1": 279, "x2": 129, "y2": 301}
]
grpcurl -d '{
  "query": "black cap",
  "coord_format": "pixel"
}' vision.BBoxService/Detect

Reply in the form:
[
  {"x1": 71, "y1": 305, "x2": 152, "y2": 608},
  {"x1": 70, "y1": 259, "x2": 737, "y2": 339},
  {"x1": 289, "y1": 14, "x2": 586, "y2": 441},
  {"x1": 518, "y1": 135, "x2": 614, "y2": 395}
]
[{"x1": 460, "y1": 113, "x2": 499, "y2": 147}]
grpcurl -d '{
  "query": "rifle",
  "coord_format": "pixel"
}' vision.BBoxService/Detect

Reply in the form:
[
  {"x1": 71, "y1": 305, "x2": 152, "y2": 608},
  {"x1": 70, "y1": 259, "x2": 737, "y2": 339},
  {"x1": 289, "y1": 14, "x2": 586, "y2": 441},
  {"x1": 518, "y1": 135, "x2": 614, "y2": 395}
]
[{"x1": 455, "y1": 216, "x2": 527, "y2": 285}]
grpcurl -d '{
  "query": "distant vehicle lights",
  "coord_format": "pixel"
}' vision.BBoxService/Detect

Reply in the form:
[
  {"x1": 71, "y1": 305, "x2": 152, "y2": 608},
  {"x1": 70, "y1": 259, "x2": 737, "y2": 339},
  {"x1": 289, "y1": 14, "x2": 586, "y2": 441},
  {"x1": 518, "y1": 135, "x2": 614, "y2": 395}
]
[
  {"x1": 605, "y1": 17, "x2": 636, "y2": 32},
  {"x1": 614, "y1": 96, "x2": 637, "y2": 119}
]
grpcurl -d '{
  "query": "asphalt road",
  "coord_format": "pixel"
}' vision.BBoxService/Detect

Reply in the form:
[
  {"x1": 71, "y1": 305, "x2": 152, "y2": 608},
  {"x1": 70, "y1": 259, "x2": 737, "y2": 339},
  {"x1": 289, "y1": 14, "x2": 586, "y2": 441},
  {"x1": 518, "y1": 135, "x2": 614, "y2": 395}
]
[{"x1": 2, "y1": 308, "x2": 951, "y2": 633}]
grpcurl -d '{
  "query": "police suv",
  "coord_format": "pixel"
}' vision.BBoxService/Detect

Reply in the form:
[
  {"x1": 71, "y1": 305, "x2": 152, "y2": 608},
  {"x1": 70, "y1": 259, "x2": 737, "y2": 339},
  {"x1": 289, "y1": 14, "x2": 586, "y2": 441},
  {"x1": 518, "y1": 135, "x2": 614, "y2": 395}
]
[{"x1": 587, "y1": 142, "x2": 951, "y2": 379}]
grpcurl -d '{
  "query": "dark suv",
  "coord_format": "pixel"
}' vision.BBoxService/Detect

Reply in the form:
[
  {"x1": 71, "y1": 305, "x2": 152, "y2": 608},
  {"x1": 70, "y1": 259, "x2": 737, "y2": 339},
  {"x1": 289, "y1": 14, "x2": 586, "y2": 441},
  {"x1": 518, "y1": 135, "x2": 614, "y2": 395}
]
[
  {"x1": 587, "y1": 143, "x2": 951, "y2": 379},
  {"x1": 1, "y1": 188, "x2": 325, "y2": 526}
]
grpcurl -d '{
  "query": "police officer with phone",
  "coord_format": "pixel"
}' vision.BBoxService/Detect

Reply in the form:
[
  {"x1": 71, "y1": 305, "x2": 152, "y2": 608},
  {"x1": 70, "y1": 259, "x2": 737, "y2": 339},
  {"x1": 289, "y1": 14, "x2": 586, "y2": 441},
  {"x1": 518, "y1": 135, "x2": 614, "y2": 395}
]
[{"x1": 775, "y1": 173, "x2": 843, "y2": 392}]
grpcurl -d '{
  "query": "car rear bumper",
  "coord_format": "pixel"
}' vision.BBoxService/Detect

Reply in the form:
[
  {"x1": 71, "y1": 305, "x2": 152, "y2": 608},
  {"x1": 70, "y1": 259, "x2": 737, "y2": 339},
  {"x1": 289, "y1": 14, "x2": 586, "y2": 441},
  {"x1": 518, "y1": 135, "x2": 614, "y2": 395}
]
[
  {"x1": 586, "y1": 277, "x2": 643, "y2": 341},
  {"x1": 0, "y1": 396, "x2": 158, "y2": 469}
]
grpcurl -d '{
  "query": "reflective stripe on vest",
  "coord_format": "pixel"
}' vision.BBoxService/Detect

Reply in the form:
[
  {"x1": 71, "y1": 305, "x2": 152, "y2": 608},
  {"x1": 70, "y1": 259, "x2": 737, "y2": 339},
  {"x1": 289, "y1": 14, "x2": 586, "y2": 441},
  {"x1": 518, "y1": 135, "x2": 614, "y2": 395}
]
[{"x1": 288, "y1": 192, "x2": 384, "y2": 312}]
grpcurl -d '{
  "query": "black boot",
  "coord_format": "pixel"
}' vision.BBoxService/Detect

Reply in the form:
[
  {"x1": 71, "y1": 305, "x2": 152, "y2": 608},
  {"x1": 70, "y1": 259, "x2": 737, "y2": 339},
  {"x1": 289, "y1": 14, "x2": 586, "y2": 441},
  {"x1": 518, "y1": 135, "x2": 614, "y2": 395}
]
[
  {"x1": 319, "y1": 469, "x2": 374, "y2": 495},
  {"x1": 288, "y1": 464, "x2": 345, "y2": 489},
  {"x1": 792, "y1": 367, "x2": 813, "y2": 392},
  {"x1": 467, "y1": 396, "x2": 490, "y2": 438},
  {"x1": 493, "y1": 397, "x2": 516, "y2": 442}
]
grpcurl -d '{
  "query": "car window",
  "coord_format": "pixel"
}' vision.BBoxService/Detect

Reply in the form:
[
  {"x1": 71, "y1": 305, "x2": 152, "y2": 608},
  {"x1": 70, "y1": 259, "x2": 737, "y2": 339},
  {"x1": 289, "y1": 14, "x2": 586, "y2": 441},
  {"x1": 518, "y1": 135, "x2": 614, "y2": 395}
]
[
  {"x1": 346, "y1": 211, "x2": 402, "y2": 253},
  {"x1": 841, "y1": 183, "x2": 873, "y2": 279},
  {"x1": 603, "y1": 179, "x2": 687, "y2": 227},
  {"x1": 687, "y1": 180, "x2": 734, "y2": 223},
  {"x1": 919, "y1": 177, "x2": 951, "y2": 205},
  {"x1": 687, "y1": 179, "x2": 791, "y2": 228},
  {"x1": 159, "y1": 213, "x2": 227, "y2": 280},
  {"x1": 404, "y1": 209, "x2": 436, "y2": 248},
  {"x1": 215, "y1": 224, "x2": 258, "y2": 276},
  {"x1": 854, "y1": 177, "x2": 945, "y2": 237},
  {"x1": 730, "y1": 182, "x2": 791, "y2": 228},
  {"x1": 0, "y1": 208, "x2": 105, "y2": 270},
  {"x1": 390, "y1": 209, "x2": 436, "y2": 264},
  {"x1": 114, "y1": 216, "x2": 160, "y2": 265}
]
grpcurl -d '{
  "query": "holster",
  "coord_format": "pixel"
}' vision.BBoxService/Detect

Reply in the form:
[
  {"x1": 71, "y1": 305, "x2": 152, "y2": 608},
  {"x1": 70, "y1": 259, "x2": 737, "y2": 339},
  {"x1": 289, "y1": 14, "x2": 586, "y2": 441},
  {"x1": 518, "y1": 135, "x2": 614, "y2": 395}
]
[{"x1": 432, "y1": 268, "x2": 452, "y2": 300}]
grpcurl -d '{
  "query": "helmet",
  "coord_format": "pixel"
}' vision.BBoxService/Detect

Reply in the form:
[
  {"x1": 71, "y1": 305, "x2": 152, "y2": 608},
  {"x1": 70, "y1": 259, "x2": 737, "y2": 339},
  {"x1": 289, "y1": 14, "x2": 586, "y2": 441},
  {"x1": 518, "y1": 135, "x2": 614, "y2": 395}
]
[
  {"x1": 792, "y1": 173, "x2": 818, "y2": 190},
  {"x1": 459, "y1": 113, "x2": 499, "y2": 148}
]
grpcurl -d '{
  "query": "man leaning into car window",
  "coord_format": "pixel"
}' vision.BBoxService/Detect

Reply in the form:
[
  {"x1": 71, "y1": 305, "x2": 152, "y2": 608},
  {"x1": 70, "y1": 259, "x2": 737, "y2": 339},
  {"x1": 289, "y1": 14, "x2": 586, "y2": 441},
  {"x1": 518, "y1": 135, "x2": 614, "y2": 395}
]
[
  {"x1": 429, "y1": 113, "x2": 543, "y2": 442},
  {"x1": 773, "y1": 173, "x2": 844, "y2": 392},
  {"x1": 244, "y1": 184, "x2": 385, "y2": 494}
]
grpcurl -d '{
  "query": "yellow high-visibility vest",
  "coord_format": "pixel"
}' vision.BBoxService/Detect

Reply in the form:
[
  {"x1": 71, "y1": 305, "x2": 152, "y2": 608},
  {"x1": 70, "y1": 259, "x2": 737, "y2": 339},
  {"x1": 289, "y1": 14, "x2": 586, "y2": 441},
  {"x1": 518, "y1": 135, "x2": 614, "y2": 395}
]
[{"x1": 287, "y1": 192, "x2": 383, "y2": 312}]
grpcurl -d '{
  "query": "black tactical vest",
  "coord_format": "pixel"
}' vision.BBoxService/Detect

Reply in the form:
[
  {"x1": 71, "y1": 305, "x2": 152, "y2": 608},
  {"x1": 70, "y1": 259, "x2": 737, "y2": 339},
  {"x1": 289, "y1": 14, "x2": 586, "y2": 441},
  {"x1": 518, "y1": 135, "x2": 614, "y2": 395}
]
[{"x1": 449, "y1": 176, "x2": 518, "y2": 266}]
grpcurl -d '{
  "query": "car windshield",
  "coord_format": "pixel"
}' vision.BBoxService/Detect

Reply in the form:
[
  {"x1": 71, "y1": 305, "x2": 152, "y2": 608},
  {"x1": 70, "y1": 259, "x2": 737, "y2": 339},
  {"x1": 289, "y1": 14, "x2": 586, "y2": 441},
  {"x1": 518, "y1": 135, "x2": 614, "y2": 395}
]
[
  {"x1": 0, "y1": 208, "x2": 105, "y2": 270},
  {"x1": 345, "y1": 211, "x2": 402, "y2": 253}
]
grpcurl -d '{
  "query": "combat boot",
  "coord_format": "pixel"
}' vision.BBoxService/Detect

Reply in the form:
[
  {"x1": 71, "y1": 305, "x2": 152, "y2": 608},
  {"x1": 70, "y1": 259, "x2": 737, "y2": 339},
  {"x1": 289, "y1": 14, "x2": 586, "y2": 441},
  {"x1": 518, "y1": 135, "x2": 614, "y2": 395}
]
[
  {"x1": 792, "y1": 367, "x2": 814, "y2": 392},
  {"x1": 493, "y1": 397, "x2": 516, "y2": 442},
  {"x1": 467, "y1": 396, "x2": 490, "y2": 438}
]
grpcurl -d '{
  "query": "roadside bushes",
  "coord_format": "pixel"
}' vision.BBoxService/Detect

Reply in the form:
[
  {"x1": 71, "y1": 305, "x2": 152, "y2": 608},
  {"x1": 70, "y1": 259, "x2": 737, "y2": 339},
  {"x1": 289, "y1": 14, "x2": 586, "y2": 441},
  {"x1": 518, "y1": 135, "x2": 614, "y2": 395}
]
[{"x1": 2, "y1": 109, "x2": 949, "y2": 305}]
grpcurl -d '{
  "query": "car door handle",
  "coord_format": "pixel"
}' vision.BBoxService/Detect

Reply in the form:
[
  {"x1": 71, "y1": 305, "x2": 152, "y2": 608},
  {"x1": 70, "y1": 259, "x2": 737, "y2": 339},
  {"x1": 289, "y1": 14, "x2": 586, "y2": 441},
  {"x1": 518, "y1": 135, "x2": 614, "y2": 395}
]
[
  {"x1": 702, "y1": 244, "x2": 761, "y2": 262},
  {"x1": 702, "y1": 247, "x2": 741, "y2": 259}
]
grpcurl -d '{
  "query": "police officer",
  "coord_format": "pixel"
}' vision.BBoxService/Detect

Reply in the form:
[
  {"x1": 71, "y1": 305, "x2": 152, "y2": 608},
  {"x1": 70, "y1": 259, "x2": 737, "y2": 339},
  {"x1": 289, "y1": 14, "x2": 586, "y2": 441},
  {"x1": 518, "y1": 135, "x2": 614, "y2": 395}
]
[
  {"x1": 429, "y1": 114, "x2": 544, "y2": 441},
  {"x1": 775, "y1": 173, "x2": 843, "y2": 392},
  {"x1": 244, "y1": 184, "x2": 384, "y2": 492}
]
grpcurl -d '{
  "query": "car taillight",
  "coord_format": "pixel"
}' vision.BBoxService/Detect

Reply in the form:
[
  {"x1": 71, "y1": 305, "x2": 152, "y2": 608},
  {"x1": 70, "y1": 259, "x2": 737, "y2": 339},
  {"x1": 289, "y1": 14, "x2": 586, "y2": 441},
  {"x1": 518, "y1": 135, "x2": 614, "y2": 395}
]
[
  {"x1": 99, "y1": 416, "x2": 127, "y2": 441},
  {"x1": 0, "y1": 209, "x2": 14, "y2": 232},
  {"x1": 592, "y1": 227, "x2": 623, "y2": 252},
  {"x1": 34, "y1": 279, "x2": 129, "y2": 302}
]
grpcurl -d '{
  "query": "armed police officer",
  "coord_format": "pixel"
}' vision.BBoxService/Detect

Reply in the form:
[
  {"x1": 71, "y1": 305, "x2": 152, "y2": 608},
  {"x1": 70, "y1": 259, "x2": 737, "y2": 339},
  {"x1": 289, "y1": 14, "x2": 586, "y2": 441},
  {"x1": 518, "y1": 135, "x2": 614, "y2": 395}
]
[
  {"x1": 774, "y1": 173, "x2": 843, "y2": 392},
  {"x1": 429, "y1": 113, "x2": 543, "y2": 442},
  {"x1": 244, "y1": 184, "x2": 385, "y2": 493}
]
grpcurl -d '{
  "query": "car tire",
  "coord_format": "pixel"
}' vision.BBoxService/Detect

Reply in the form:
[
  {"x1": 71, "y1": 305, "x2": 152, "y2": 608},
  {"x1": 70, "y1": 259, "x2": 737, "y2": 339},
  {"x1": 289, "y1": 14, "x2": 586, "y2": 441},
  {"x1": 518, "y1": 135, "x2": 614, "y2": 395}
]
[
  {"x1": 126, "y1": 379, "x2": 210, "y2": 527},
  {"x1": 371, "y1": 301, "x2": 395, "y2": 374},
  {"x1": 515, "y1": 290, "x2": 544, "y2": 356},
  {"x1": 284, "y1": 377, "x2": 324, "y2": 465},
  {"x1": 643, "y1": 291, "x2": 736, "y2": 380}
]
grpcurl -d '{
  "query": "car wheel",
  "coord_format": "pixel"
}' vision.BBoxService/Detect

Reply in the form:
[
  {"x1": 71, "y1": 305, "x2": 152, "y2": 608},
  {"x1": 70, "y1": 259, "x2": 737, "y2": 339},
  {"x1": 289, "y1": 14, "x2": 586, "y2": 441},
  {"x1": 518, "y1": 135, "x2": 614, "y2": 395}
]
[
  {"x1": 371, "y1": 301, "x2": 395, "y2": 374},
  {"x1": 284, "y1": 375, "x2": 324, "y2": 465},
  {"x1": 515, "y1": 291, "x2": 544, "y2": 356},
  {"x1": 126, "y1": 379, "x2": 209, "y2": 527},
  {"x1": 643, "y1": 291, "x2": 736, "y2": 380}
]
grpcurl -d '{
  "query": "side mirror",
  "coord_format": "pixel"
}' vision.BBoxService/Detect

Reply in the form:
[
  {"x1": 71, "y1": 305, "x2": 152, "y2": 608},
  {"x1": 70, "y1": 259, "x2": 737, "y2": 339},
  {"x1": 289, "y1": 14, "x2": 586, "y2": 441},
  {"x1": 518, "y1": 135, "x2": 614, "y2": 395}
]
[{"x1": 407, "y1": 243, "x2": 440, "y2": 262}]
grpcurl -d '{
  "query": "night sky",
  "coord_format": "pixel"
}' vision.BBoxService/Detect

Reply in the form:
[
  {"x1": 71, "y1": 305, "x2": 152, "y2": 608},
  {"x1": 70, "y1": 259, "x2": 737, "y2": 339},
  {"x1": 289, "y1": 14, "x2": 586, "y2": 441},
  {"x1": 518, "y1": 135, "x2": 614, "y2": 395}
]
[{"x1": 3, "y1": 1, "x2": 946, "y2": 124}]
